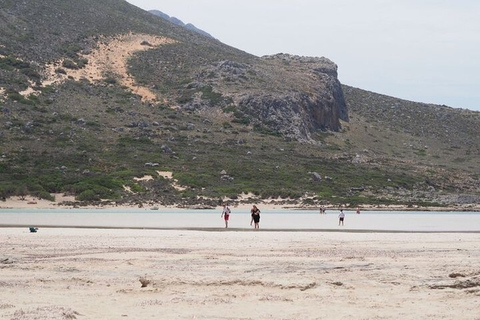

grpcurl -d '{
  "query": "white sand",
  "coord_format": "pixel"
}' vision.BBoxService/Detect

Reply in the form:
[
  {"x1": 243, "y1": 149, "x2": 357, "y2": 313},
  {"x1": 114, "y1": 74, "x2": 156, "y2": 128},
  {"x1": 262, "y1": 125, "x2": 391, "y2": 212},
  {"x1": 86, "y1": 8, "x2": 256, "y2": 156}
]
[
  {"x1": 42, "y1": 33, "x2": 175, "y2": 103},
  {"x1": 0, "y1": 228, "x2": 479, "y2": 319}
]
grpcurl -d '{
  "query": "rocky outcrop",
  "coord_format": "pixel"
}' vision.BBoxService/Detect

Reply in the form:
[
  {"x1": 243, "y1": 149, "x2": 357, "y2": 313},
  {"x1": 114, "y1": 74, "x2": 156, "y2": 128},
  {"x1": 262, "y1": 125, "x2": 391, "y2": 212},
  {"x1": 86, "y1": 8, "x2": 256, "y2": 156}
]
[
  {"x1": 237, "y1": 92, "x2": 345, "y2": 141},
  {"x1": 191, "y1": 54, "x2": 348, "y2": 141}
]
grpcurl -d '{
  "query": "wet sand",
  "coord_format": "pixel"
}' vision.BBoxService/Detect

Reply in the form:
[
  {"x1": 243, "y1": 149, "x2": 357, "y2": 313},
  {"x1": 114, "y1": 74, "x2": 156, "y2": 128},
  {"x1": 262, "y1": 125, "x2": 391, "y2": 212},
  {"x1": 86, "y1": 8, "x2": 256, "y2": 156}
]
[{"x1": 1, "y1": 228, "x2": 479, "y2": 319}]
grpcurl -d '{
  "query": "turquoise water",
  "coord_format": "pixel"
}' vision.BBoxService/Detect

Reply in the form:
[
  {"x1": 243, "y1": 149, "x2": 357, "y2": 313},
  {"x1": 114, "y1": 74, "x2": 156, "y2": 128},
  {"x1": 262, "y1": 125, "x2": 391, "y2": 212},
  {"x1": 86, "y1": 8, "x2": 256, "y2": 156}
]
[{"x1": 1, "y1": 208, "x2": 479, "y2": 232}]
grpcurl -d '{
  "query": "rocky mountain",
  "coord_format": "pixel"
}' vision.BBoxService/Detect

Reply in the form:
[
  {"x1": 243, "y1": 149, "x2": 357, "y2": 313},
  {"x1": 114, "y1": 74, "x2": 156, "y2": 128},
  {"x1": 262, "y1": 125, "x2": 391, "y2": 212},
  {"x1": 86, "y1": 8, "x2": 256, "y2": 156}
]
[
  {"x1": 0, "y1": 0, "x2": 478, "y2": 209},
  {"x1": 185, "y1": 54, "x2": 348, "y2": 141},
  {"x1": 149, "y1": 10, "x2": 214, "y2": 39}
]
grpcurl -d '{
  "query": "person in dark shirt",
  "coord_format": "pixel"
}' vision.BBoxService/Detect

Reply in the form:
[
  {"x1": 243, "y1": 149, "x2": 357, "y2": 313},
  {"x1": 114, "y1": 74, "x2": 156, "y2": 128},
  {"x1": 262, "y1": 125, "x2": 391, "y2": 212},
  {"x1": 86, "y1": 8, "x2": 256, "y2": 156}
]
[{"x1": 250, "y1": 205, "x2": 261, "y2": 229}]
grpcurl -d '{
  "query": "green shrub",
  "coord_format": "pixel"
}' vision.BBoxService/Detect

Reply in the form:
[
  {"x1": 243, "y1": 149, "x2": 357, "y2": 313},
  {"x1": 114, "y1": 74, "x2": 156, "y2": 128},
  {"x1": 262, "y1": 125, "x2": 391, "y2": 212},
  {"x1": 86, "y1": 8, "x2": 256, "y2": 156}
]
[
  {"x1": 27, "y1": 94, "x2": 41, "y2": 104},
  {"x1": 253, "y1": 124, "x2": 281, "y2": 137},
  {"x1": 32, "y1": 190, "x2": 55, "y2": 201},
  {"x1": 176, "y1": 91, "x2": 194, "y2": 104},
  {"x1": 130, "y1": 183, "x2": 145, "y2": 193},
  {"x1": 232, "y1": 111, "x2": 251, "y2": 125},
  {"x1": 7, "y1": 92, "x2": 31, "y2": 104},
  {"x1": 222, "y1": 105, "x2": 236, "y2": 113},
  {"x1": 77, "y1": 58, "x2": 88, "y2": 68},
  {"x1": 21, "y1": 68, "x2": 41, "y2": 80},
  {"x1": 62, "y1": 59, "x2": 78, "y2": 69},
  {"x1": 77, "y1": 189, "x2": 100, "y2": 201},
  {"x1": 0, "y1": 56, "x2": 30, "y2": 70},
  {"x1": 199, "y1": 86, "x2": 223, "y2": 106},
  {"x1": 105, "y1": 77, "x2": 117, "y2": 84},
  {"x1": 222, "y1": 122, "x2": 233, "y2": 129},
  {"x1": 61, "y1": 43, "x2": 82, "y2": 58}
]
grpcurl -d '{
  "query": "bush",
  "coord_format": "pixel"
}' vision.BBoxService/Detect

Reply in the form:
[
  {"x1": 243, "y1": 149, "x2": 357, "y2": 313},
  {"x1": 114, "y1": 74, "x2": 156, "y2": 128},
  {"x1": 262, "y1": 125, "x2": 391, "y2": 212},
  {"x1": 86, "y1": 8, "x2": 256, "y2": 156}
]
[
  {"x1": 130, "y1": 183, "x2": 145, "y2": 193},
  {"x1": 222, "y1": 122, "x2": 233, "y2": 129},
  {"x1": 62, "y1": 59, "x2": 78, "y2": 69},
  {"x1": 104, "y1": 77, "x2": 117, "y2": 84},
  {"x1": 7, "y1": 91, "x2": 31, "y2": 104},
  {"x1": 32, "y1": 190, "x2": 55, "y2": 201},
  {"x1": 77, "y1": 189, "x2": 100, "y2": 201},
  {"x1": 21, "y1": 68, "x2": 41, "y2": 80},
  {"x1": 77, "y1": 58, "x2": 88, "y2": 68},
  {"x1": 0, "y1": 56, "x2": 30, "y2": 70},
  {"x1": 199, "y1": 86, "x2": 223, "y2": 106},
  {"x1": 232, "y1": 111, "x2": 251, "y2": 125}
]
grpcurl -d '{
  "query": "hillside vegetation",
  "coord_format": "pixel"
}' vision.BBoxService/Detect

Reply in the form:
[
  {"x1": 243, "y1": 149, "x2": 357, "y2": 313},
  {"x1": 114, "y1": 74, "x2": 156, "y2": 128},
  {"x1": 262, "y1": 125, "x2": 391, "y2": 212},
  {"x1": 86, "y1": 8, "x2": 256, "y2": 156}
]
[{"x1": 0, "y1": 0, "x2": 478, "y2": 209}]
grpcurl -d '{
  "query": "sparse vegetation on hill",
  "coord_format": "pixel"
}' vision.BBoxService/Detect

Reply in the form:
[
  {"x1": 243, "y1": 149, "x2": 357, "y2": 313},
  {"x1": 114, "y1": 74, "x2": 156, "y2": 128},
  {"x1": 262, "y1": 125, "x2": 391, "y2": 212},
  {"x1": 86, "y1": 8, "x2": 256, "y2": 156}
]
[{"x1": 0, "y1": 0, "x2": 478, "y2": 209}]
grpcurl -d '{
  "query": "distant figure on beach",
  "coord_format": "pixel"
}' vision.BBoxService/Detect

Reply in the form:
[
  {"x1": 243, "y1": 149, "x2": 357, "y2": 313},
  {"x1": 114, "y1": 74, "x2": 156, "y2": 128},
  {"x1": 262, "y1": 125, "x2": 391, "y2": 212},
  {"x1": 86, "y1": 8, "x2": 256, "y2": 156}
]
[
  {"x1": 320, "y1": 206, "x2": 326, "y2": 214},
  {"x1": 250, "y1": 205, "x2": 261, "y2": 229},
  {"x1": 356, "y1": 207, "x2": 361, "y2": 214},
  {"x1": 221, "y1": 203, "x2": 231, "y2": 228},
  {"x1": 338, "y1": 209, "x2": 345, "y2": 226}
]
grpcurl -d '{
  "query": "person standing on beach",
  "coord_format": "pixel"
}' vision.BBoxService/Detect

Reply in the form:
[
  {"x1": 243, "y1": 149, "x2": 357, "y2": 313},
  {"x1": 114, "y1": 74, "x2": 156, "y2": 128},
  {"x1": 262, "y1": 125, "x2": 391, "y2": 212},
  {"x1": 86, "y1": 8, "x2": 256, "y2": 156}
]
[
  {"x1": 338, "y1": 209, "x2": 345, "y2": 226},
  {"x1": 221, "y1": 203, "x2": 231, "y2": 228},
  {"x1": 250, "y1": 205, "x2": 261, "y2": 229}
]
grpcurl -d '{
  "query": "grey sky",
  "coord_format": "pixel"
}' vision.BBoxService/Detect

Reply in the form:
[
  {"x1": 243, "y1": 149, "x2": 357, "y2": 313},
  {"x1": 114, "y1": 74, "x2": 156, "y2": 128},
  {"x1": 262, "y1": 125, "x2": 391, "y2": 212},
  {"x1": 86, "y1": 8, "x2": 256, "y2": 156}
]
[{"x1": 126, "y1": 0, "x2": 480, "y2": 111}]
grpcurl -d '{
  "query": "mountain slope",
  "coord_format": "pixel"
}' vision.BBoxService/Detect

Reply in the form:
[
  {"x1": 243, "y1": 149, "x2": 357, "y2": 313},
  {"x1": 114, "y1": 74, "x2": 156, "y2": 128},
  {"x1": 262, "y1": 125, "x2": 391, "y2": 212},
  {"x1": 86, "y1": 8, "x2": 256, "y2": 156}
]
[
  {"x1": 339, "y1": 85, "x2": 479, "y2": 206},
  {"x1": 0, "y1": 0, "x2": 478, "y2": 209}
]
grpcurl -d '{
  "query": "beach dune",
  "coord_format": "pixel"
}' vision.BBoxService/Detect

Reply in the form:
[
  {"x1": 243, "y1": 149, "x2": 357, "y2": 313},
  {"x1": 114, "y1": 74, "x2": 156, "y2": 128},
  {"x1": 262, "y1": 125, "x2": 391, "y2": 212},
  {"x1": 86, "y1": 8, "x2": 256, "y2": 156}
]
[{"x1": 0, "y1": 228, "x2": 479, "y2": 319}]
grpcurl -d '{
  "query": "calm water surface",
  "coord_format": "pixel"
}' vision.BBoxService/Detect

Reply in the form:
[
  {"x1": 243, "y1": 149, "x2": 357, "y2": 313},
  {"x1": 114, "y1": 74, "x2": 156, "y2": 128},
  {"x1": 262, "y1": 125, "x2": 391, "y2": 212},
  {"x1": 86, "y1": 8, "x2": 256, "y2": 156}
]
[{"x1": 1, "y1": 208, "x2": 479, "y2": 232}]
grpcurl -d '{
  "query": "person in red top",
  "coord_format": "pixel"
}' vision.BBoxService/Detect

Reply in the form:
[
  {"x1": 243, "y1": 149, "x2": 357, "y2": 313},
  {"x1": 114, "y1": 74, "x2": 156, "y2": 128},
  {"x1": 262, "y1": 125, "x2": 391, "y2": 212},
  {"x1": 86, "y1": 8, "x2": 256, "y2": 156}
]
[{"x1": 220, "y1": 203, "x2": 231, "y2": 228}]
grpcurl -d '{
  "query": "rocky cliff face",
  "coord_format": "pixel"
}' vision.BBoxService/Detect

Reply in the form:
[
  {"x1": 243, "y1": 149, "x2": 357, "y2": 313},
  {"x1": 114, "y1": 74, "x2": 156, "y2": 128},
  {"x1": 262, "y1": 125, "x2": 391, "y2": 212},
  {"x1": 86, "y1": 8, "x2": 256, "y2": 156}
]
[{"x1": 189, "y1": 54, "x2": 348, "y2": 142}]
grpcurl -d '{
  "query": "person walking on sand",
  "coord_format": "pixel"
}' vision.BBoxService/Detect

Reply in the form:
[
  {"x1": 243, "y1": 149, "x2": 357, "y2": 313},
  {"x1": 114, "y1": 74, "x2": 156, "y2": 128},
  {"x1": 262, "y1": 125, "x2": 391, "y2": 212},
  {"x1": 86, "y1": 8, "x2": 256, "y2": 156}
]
[
  {"x1": 221, "y1": 203, "x2": 231, "y2": 228},
  {"x1": 338, "y1": 209, "x2": 345, "y2": 226},
  {"x1": 250, "y1": 205, "x2": 261, "y2": 229}
]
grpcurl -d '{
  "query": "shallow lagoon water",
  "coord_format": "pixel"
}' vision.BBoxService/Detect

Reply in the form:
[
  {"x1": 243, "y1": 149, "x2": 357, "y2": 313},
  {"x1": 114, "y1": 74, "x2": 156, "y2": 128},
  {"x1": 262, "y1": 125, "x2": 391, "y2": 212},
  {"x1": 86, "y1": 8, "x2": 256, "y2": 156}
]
[{"x1": 1, "y1": 208, "x2": 479, "y2": 232}]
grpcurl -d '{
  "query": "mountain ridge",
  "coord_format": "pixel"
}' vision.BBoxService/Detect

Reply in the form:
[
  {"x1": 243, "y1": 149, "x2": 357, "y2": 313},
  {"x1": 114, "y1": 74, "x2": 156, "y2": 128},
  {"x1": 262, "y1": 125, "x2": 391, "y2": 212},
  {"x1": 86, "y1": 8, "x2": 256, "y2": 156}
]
[
  {"x1": 0, "y1": 0, "x2": 478, "y2": 209},
  {"x1": 148, "y1": 9, "x2": 214, "y2": 39}
]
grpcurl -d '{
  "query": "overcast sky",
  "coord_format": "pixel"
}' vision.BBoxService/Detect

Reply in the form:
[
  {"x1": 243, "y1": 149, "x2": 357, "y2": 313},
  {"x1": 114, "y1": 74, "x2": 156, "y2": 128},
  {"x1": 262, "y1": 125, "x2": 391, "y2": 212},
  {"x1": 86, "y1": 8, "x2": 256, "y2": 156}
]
[{"x1": 126, "y1": 0, "x2": 480, "y2": 111}]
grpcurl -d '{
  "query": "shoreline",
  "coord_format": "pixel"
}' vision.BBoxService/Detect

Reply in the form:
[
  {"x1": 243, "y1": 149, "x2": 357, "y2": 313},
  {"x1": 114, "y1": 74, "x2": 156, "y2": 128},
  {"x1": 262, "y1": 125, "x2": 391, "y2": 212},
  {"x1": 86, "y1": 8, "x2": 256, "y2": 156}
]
[{"x1": 1, "y1": 225, "x2": 480, "y2": 233}]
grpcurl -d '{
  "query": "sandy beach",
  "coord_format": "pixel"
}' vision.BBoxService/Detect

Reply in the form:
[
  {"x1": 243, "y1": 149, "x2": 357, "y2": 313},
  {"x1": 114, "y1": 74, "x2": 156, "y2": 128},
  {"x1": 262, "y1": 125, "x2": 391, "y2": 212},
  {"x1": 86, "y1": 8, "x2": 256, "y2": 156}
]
[
  {"x1": 2, "y1": 194, "x2": 479, "y2": 212},
  {"x1": 0, "y1": 194, "x2": 274, "y2": 211},
  {"x1": 1, "y1": 228, "x2": 479, "y2": 319}
]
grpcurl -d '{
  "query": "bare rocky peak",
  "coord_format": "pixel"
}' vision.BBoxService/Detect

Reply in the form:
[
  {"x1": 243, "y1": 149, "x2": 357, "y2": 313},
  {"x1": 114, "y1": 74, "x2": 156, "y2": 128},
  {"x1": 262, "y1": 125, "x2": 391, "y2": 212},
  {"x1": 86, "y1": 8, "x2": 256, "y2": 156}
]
[
  {"x1": 185, "y1": 54, "x2": 348, "y2": 142},
  {"x1": 263, "y1": 53, "x2": 339, "y2": 77}
]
